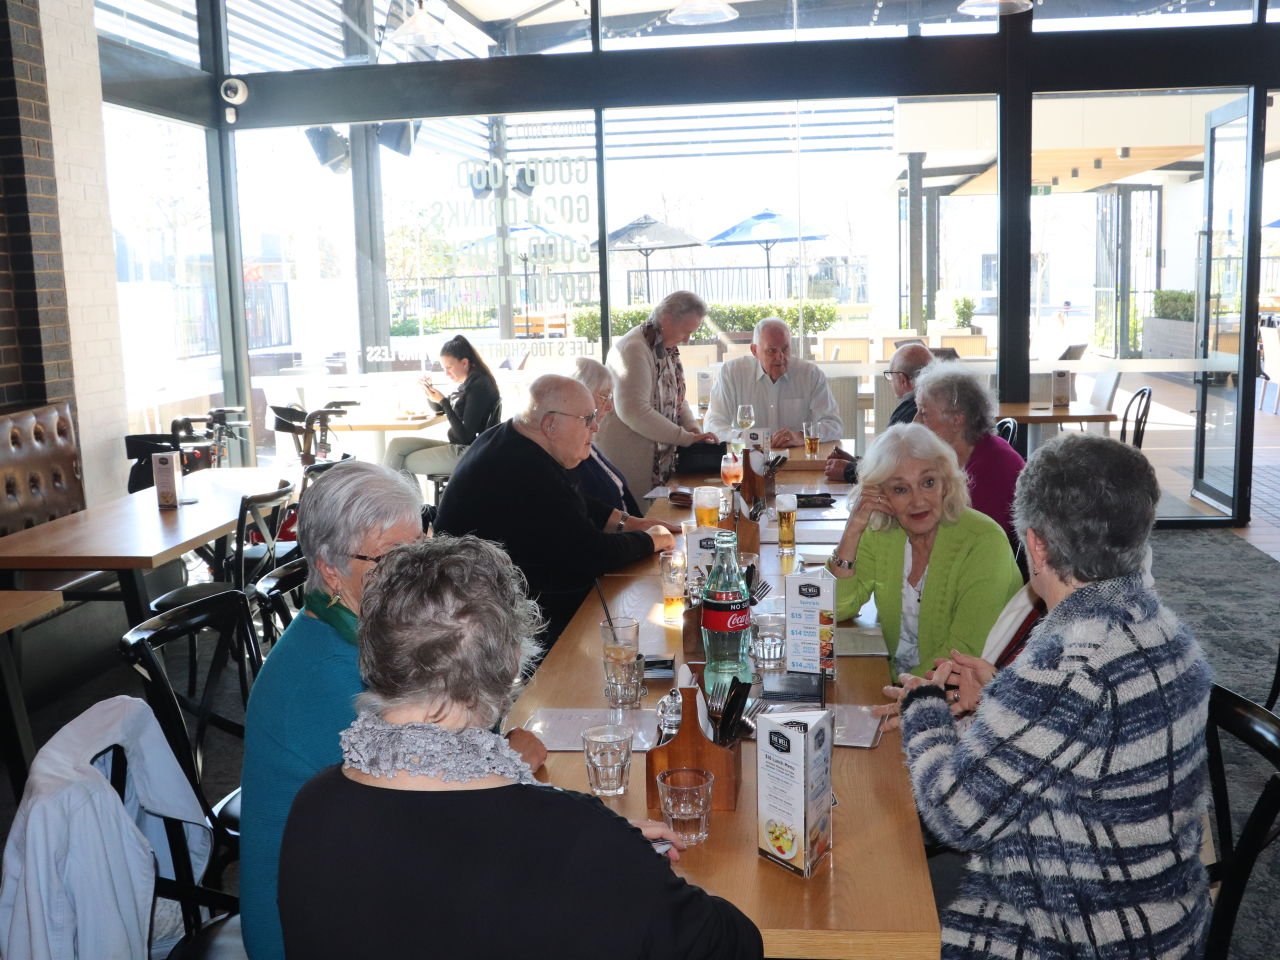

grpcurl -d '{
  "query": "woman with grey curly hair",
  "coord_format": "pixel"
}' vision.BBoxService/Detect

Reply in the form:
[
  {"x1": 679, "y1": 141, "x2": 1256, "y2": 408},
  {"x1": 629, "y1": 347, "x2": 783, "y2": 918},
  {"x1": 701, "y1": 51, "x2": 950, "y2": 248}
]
[
  {"x1": 278, "y1": 536, "x2": 764, "y2": 960},
  {"x1": 828, "y1": 423, "x2": 1022, "y2": 678},
  {"x1": 913, "y1": 362, "x2": 1025, "y2": 542},
  {"x1": 890, "y1": 433, "x2": 1212, "y2": 959}
]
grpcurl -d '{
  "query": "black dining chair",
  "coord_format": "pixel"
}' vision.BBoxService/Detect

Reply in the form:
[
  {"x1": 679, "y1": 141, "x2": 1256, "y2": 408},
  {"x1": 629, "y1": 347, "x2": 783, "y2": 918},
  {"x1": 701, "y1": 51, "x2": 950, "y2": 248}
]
[
  {"x1": 995, "y1": 417, "x2": 1017, "y2": 444},
  {"x1": 426, "y1": 397, "x2": 502, "y2": 503},
  {"x1": 120, "y1": 590, "x2": 263, "y2": 887},
  {"x1": 255, "y1": 556, "x2": 308, "y2": 648},
  {"x1": 1119, "y1": 387, "x2": 1153, "y2": 449},
  {"x1": 1202, "y1": 683, "x2": 1280, "y2": 959}
]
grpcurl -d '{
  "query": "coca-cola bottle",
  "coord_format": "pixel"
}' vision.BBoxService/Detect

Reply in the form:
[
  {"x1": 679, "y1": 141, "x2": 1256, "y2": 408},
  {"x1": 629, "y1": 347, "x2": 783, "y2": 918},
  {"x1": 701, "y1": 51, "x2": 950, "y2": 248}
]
[{"x1": 701, "y1": 530, "x2": 752, "y2": 685}]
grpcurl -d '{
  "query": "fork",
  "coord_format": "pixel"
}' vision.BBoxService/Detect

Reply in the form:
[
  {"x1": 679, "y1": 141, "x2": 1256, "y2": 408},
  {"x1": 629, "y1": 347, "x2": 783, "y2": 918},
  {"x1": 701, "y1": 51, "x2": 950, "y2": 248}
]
[
  {"x1": 750, "y1": 580, "x2": 772, "y2": 605},
  {"x1": 707, "y1": 678, "x2": 730, "y2": 719},
  {"x1": 729, "y1": 698, "x2": 769, "y2": 742}
]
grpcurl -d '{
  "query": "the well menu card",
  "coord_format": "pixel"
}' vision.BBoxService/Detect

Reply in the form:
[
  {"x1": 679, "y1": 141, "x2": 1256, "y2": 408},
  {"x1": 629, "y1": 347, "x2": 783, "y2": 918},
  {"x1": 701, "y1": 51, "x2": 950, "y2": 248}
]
[
  {"x1": 756, "y1": 709, "x2": 833, "y2": 877},
  {"x1": 784, "y1": 568, "x2": 835, "y2": 677}
]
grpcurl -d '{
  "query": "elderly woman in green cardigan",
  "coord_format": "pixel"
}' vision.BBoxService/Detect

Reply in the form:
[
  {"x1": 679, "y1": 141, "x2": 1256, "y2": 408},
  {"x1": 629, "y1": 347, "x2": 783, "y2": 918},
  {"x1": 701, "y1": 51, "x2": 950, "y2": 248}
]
[{"x1": 828, "y1": 423, "x2": 1022, "y2": 677}]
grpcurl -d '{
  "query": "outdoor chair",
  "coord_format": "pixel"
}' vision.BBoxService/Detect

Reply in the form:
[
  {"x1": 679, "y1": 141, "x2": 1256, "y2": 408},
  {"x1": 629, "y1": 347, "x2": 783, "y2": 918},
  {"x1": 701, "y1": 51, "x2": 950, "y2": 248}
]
[
  {"x1": 1119, "y1": 387, "x2": 1152, "y2": 449},
  {"x1": 120, "y1": 590, "x2": 264, "y2": 887},
  {"x1": 1202, "y1": 683, "x2": 1280, "y2": 960}
]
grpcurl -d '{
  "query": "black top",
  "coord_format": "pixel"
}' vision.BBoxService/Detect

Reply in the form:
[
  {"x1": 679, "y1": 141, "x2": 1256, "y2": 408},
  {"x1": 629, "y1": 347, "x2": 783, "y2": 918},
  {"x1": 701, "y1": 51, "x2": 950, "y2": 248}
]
[
  {"x1": 569, "y1": 445, "x2": 642, "y2": 517},
  {"x1": 842, "y1": 393, "x2": 918, "y2": 483},
  {"x1": 430, "y1": 370, "x2": 500, "y2": 445},
  {"x1": 434, "y1": 421, "x2": 653, "y2": 645},
  {"x1": 279, "y1": 767, "x2": 763, "y2": 960}
]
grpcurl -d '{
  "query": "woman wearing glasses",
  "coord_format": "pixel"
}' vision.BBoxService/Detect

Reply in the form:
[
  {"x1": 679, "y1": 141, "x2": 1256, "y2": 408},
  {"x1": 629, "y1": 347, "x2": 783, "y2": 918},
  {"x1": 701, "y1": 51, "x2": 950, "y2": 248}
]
[
  {"x1": 241, "y1": 462, "x2": 551, "y2": 960},
  {"x1": 568, "y1": 357, "x2": 642, "y2": 516},
  {"x1": 436, "y1": 375, "x2": 675, "y2": 648},
  {"x1": 596, "y1": 290, "x2": 718, "y2": 512}
]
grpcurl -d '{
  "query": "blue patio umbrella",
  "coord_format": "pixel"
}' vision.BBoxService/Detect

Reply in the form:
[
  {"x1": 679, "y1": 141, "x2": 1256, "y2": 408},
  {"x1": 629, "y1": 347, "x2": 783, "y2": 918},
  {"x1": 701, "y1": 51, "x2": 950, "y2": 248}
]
[{"x1": 706, "y1": 209, "x2": 827, "y2": 299}]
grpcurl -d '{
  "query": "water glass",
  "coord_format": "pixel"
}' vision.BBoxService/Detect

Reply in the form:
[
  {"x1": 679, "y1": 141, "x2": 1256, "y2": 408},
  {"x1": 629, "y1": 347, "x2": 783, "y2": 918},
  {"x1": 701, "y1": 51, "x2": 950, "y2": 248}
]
[
  {"x1": 659, "y1": 551, "x2": 687, "y2": 624},
  {"x1": 680, "y1": 519, "x2": 698, "y2": 553},
  {"x1": 751, "y1": 596, "x2": 786, "y2": 664},
  {"x1": 582, "y1": 724, "x2": 633, "y2": 797},
  {"x1": 656, "y1": 768, "x2": 714, "y2": 846},
  {"x1": 603, "y1": 653, "x2": 647, "y2": 708},
  {"x1": 601, "y1": 616, "x2": 639, "y2": 663}
]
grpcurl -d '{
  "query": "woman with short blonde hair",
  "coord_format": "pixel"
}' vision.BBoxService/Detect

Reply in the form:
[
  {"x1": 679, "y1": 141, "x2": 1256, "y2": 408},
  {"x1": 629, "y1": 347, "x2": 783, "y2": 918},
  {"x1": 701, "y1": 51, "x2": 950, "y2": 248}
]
[{"x1": 828, "y1": 423, "x2": 1021, "y2": 677}]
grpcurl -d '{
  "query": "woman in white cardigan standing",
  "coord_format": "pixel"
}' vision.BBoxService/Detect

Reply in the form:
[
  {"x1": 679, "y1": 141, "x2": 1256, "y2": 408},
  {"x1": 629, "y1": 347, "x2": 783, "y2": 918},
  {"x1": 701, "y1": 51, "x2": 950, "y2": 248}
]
[{"x1": 597, "y1": 291, "x2": 717, "y2": 513}]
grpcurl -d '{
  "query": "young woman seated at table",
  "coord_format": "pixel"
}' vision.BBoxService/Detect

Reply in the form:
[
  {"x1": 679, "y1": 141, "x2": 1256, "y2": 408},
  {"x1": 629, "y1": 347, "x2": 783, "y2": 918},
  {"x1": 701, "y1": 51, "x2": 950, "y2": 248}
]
[
  {"x1": 278, "y1": 535, "x2": 764, "y2": 960},
  {"x1": 382, "y1": 334, "x2": 500, "y2": 480},
  {"x1": 827, "y1": 423, "x2": 1023, "y2": 678}
]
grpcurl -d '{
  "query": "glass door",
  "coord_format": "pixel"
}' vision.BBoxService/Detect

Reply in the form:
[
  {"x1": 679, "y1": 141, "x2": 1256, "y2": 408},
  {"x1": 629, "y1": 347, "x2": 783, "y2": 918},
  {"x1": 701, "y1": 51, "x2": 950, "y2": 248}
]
[{"x1": 1193, "y1": 99, "x2": 1248, "y2": 512}]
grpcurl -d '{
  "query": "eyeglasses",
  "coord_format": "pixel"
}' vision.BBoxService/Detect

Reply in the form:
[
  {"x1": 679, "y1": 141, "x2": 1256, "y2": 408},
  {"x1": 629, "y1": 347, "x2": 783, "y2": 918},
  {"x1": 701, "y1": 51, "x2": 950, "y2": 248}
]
[
  {"x1": 882, "y1": 370, "x2": 903, "y2": 382},
  {"x1": 547, "y1": 408, "x2": 599, "y2": 427},
  {"x1": 349, "y1": 552, "x2": 386, "y2": 564},
  {"x1": 597, "y1": 393, "x2": 613, "y2": 405}
]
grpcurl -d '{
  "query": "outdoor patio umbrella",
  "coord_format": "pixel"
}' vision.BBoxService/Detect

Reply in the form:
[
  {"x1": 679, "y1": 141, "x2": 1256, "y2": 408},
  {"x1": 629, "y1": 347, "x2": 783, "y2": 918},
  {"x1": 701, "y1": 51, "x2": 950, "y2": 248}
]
[
  {"x1": 706, "y1": 208, "x2": 827, "y2": 299},
  {"x1": 590, "y1": 214, "x2": 703, "y2": 302}
]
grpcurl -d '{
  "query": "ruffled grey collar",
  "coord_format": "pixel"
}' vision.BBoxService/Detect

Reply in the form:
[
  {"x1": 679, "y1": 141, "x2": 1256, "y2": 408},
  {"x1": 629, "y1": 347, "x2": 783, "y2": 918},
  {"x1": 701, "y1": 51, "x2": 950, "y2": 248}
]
[{"x1": 340, "y1": 711, "x2": 537, "y2": 784}]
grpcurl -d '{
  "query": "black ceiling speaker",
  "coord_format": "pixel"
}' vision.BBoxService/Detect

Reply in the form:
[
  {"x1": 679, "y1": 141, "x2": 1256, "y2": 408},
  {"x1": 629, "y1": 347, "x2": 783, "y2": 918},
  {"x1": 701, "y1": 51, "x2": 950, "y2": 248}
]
[
  {"x1": 305, "y1": 126, "x2": 351, "y2": 173},
  {"x1": 377, "y1": 120, "x2": 421, "y2": 156}
]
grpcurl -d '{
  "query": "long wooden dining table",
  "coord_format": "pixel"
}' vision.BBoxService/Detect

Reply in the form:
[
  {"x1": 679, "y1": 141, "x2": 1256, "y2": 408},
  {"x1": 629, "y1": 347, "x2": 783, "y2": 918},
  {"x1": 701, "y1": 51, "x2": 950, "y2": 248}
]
[{"x1": 507, "y1": 514, "x2": 940, "y2": 958}]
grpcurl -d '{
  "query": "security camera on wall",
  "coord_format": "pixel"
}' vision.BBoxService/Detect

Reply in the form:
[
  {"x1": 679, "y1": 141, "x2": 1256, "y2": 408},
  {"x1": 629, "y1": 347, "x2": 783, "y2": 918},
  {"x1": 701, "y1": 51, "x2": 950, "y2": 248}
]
[{"x1": 220, "y1": 78, "x2": 249, "y2": 105}]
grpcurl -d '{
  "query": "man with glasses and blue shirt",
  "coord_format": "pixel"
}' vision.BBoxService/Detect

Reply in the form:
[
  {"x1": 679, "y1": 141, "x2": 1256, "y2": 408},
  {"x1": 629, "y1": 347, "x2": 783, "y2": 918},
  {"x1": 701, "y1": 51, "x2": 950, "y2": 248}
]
[
  {"x1": 826, "y1": 341, "x2": 935, "y2": 483},
  {"x1": 436, "y1": 374, "x2": 676, "y2": 649}
]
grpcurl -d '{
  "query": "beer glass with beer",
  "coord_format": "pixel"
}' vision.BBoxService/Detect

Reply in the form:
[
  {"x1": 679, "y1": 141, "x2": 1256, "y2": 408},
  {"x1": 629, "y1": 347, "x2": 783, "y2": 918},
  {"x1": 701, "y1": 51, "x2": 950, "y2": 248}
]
[
  {"x1": 803, "y1": 422, "x2": 821, "y2": 458},
  {"x1": 659, "y1": 551, "x2": 687, "y2": 623},
  {"x1": 776, "y1": 493, "x2": 797, "y2": 555},
  {"x1": 693, "y1": 486, "x2": 721, "y2": 527}
]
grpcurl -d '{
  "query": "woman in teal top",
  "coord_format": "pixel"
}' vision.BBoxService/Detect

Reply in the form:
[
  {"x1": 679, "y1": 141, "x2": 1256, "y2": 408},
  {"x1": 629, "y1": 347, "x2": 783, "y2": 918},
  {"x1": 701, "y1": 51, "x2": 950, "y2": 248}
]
[{"x1": 828, "y1": 423, "x2": 1022, "y2": 677}]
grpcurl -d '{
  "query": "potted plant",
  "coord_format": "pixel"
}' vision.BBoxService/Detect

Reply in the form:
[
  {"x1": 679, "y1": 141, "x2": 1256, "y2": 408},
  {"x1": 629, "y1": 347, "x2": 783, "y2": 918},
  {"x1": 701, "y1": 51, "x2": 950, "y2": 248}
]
[{"x1": 1143, "y1": 290, "x2": 1196, "y2": 366}]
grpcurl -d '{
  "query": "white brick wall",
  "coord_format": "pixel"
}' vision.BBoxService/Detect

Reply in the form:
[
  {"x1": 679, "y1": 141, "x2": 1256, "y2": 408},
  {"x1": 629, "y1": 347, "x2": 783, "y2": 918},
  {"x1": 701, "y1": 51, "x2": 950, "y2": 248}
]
[{"x1": 39, "y1": 0, "x2": 131, "y2": 504}]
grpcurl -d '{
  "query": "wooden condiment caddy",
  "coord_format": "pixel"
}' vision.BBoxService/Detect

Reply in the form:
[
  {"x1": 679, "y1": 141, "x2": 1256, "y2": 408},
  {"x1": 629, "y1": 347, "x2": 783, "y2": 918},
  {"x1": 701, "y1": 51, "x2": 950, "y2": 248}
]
[
  {"x1": 716, "y1": 513, "x2": 760, "y2": 554},
  {"x1": 645, "y1": 685, "x2": 741, "y2": 812}
]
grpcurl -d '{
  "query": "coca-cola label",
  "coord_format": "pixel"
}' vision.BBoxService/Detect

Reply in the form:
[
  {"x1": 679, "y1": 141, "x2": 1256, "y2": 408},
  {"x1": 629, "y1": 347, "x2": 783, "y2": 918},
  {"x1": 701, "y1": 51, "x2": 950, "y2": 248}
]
[{"x1": 702, "y1": 596, "x2": 750, "y2": 633}]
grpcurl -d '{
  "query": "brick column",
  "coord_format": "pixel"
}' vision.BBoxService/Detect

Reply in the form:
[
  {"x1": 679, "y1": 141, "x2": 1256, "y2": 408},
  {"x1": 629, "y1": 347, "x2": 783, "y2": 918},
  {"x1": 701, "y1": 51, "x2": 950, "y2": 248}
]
[{"x1": 0, "y1": 0, "x2": 72, "y2": 407}]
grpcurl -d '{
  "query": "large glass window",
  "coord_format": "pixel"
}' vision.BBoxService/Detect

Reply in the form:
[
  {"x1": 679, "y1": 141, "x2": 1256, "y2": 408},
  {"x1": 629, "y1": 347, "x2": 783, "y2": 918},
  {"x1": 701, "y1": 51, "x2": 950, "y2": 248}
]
[
  {"x1": 95, "y1": 0, "x2": 201, "y2": 66},
  {"x1": 104, "y1": 106, "x2": 220, "y2": 436},
  {"x1": 600, "y1": 96, "x2": 998, "y2": 451},
  {"x1": 227, "y1": 0, "x2": 588, "y2": 72},
  {"x1": 238, "y1": 111, "x2": 597, "y2": 465},
  {"x1": 235, "y1": 123, "x2": 359, "y2": 463},
  {"x1": 1030, "y1": 88, "x2": 1250, "y2": 519},
  {"x1": 1033, "y1": 0, "x2": 1252, "y2": 31},
  {"x1": 600, "y1": 0, "x2": 994, "y2": 50}
]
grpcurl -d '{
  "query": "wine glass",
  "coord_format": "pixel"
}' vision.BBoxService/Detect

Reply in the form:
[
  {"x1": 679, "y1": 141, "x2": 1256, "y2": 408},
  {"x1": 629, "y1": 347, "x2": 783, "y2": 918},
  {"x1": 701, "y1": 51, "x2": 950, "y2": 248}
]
[{"x1": 735, "y1": 404, "x2": 755, "y2": 432}]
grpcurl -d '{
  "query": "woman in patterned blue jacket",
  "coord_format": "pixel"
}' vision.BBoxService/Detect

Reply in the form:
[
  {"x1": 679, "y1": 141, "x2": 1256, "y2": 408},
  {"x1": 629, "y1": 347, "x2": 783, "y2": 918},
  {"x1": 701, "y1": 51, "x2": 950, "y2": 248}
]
[{"x1": 897, "y1": 432, "x2": 1212, "y2": 959}]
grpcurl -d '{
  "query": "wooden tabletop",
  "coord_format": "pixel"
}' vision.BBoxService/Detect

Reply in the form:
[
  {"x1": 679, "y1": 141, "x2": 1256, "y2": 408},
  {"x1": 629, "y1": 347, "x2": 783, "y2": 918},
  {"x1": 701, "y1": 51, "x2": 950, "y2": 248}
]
[
  {"x1": 509, "y1": 575, "x2": 940, "y2": 959},
  {"x1": 775, "y1": 440, "x2": 838, "y2": 471},
  {"x1": 997, "y1": 401, "x2": 1117, "y2": 424},
  {"x1": 0, "y1": 467, "x2": 294, "y2": 571},
  {"x1": 0, "y1": 590, "x2": 64, "y2": 633},
  {"x1": 328, "y1": 412, "x2": 444, "y2": 432}
]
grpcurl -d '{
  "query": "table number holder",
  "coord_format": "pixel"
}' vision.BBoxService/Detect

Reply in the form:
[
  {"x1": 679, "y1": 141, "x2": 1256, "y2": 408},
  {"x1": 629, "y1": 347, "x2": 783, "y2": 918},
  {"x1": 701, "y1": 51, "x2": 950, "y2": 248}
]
[{"x1": 646, "y1": 684, "x2": 741, "y2": 812}]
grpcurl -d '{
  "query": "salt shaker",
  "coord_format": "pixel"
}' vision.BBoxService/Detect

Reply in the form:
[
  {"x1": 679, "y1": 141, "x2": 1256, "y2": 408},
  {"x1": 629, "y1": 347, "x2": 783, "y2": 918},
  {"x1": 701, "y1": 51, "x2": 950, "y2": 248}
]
[{"x1": 655, "y1": 688, "x2": 682, "y2": 745}]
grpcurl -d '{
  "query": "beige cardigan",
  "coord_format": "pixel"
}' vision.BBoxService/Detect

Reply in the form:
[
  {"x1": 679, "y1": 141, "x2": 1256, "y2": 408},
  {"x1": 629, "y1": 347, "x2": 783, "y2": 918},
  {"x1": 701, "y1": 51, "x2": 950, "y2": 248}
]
[{"x1": 596, "y1": 324, "x2": 699, "y2": 513}]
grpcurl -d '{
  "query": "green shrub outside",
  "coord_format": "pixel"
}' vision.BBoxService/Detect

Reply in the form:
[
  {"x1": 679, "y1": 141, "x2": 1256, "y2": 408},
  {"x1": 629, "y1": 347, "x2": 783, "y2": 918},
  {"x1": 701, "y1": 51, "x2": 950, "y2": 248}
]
[
  {"x1": 1151, "y1": 289, "x2": 1195, "y2": 323},
  {"x1": 572, "y1": 300, "x2": 841, "y2": 343}
]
